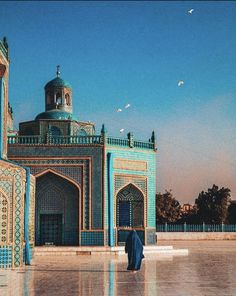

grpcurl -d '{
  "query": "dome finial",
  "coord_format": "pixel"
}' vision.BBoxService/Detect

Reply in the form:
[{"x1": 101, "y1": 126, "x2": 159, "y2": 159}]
[{"x1": 56, "y1": 65, "x2": 60, "y2": 77}]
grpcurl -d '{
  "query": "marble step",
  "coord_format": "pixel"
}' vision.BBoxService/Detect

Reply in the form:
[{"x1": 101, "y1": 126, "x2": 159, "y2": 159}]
[{"x1": 34, "y1": 245, "x2": 188, "y2": 256}]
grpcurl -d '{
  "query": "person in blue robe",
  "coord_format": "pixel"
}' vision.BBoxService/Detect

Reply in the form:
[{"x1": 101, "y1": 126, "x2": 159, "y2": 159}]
[{"x1": 125, "y1": 230, "x2": 144, "y2": 272}]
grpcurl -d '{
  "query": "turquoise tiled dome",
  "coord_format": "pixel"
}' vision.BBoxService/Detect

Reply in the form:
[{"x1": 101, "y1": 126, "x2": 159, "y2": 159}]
[
  {"x1": 35, "y1": 110, "x2": 77, "y2": 120},
  {"x1": 45, "y1": 77, "x2": 72, "y2": 89}
]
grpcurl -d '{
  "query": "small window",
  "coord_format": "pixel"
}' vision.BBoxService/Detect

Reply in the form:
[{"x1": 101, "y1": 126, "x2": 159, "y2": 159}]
[
  {"x1": 47, "y1": 92, "x2": 53, "y2": 104},
  {"x1": 65, "y1": 93, "x2": 70, "y2": 105},
  {"x1": 50, "y1": 126, "x2": 61, "y2": 136},
  {"x1": 77, "y1": 129, "x2": 87, "y2": 136},
  {"x1": 56, "y1": 93, "x2": 62, "y2": 105}
]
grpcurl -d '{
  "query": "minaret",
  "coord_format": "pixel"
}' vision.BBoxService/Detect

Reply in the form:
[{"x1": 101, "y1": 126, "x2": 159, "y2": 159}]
[
  {"x1": 44, "y1": 66, "x2": 73, "y2": 114},
  {"x1": 0, "y1": 37, "x2": 9, "y2": 159}
]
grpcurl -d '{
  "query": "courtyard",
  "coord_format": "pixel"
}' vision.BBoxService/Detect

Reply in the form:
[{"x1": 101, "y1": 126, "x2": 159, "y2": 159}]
[{"x1": 1, "y1": 241, "x2": 236, "y2": 295}]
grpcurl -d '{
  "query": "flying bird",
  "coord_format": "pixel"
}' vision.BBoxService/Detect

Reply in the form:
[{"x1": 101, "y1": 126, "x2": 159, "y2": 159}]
[
  {"x1": 178, "y1": 80, "x2": 184, "y2": 87},
  {"x1": 125, "y1": 103, "x2": 131, "y2": 109},
  {"x1": 119, "y1": 128, "x2": 125, "y2": 133},
  {"x1": 188, "y1": 8, "x2": 194, "y2": 15},
  {"x1": 117, "y1": 108, "x2": 122, "y2": 112}
]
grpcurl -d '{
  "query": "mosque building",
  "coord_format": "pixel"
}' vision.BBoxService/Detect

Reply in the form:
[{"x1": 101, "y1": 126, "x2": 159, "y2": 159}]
[{"x1": 0, "y1": 37, "x2": 157, "y2": 268}]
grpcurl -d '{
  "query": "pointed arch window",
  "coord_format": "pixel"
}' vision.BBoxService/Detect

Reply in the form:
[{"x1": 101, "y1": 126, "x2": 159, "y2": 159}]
[
  {"x1": 116, "y1": 184, "x2": 144, "y2": 228},
  {"x1": 76, "y1": 129, "x2": 87, "y2": 136},
  {"x1": 65, "y1": 93, "x2": 70, "y2": 105},
  {"x1": 49, "y1": 126, "x2": 61, "y2": 137},
  {"x1": 56, "y1": 92, "x2": 62, "y2": 105}
]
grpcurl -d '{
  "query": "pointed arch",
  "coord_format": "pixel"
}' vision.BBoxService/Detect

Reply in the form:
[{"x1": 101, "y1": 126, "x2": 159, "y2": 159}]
[
  {"x1": 116, "y1": 183, "x2": 144, "y2": 228},
  {"x1": 35, "y1": 168, "x2": 81, "y2": 192},
  {"x1": 49, "y1": 126, "x2": 61, "y2": 137},
  {"x1": 35, "y1": 169, "x2": 80, "y2": 246},
  {"x1": 77, "y1": 128, "x2": 87, "y2": 136},
  {"x1": 56, "y1": 92, "x2": 62, "y2": 105},
  {"x1": 65, "y1": 93, "x2": 70, "y2": 105},
  {"x1": 116, "y1": 182, "x2": 145, "y2": 198}
]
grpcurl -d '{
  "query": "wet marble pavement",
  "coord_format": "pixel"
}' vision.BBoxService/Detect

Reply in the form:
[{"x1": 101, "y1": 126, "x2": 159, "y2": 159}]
[{"x1": 1, "y1": 241, "x2": 236, "y2": 295}]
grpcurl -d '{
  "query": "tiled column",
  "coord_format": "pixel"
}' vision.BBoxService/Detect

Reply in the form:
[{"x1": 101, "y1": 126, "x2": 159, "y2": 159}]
[
  {"x1": 0, "y1": 64, "x2": 6, "y2": 158},
  {"x1": 107, "y1": 152, "x2": 115, "y2": 246},
  {"x1": 24, "y1": 167, "x2": 31, "y2": 265}
]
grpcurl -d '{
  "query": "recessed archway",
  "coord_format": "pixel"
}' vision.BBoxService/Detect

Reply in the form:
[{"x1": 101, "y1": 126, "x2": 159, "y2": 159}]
[
  {"x1": 35, "y1": 171, "x2": 80, "y2": 246},
  {"x1": 116, "y1": 183, "x2": 144, "y2": 228}
]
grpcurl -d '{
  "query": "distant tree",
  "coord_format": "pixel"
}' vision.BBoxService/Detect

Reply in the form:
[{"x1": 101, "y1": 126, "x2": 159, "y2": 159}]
[
  {"x1": 227, "y1": 202, "x2": 236, "y2": 224},
  {"x1": 195, "y1": 184, "x2": 231, "y2": 223},
  {"x1": 179, "y1": 206, "x2": 200, "y2": 224},
  {"x1": 156, "y1": 190, "x2": 181, "y2": 224}
]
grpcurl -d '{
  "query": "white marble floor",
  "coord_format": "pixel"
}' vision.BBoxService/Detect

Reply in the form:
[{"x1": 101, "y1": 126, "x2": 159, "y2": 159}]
[{"x1": 1, "y1": 241, "x2": 236, "y2": 295}]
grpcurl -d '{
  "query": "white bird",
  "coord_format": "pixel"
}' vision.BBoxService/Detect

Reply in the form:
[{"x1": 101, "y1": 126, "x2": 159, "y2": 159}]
[
  {"x1": 125, "y1": 103, "x2": 131, "y2": 109},
  {"x1": 117, "y1": 108, "x2": 122, "y2": 112},
  {"x1": 188, "y1": 8, "x2": 194, "y2": 15},
  {"x1": 119, "y1": 128, "x2": 125, "y2": 133},
  {"x1": 178, "y1": 80, "x2": 184, "y2": 87}
]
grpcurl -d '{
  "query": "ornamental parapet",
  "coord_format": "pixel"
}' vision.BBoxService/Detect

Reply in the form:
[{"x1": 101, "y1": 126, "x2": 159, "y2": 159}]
[
  {"x1": 7, "y1": 135, "x2": 102, "y2": 145},
  {"x1": 8, "y1": 134, "x2": 156, "y2": 150},
  {"x1": 106, "y1": 137, "x2": 155, "y2": 150}
]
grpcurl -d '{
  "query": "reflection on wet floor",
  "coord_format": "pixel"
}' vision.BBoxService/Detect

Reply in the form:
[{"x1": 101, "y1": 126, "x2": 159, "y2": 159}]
[{"x1": 1, "y1": 241, "x2": 236, "y2": 295}]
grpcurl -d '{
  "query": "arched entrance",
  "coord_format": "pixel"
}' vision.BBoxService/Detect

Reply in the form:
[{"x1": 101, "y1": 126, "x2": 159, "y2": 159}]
[
  {"x1": 35, "y1": 171, "x2": 80, "y2": 246},
  {"x1": 116, "y1": 183, "x2": 145, "y2": 244}
]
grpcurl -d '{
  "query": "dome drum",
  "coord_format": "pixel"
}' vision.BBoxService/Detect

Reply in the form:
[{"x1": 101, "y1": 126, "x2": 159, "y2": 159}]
[
  {"x1": 44, "y1": 67, "x2": 73, "y2": 114},
  {"x1": 46, "y1": 88, "x2": 72, "y2": 113}
]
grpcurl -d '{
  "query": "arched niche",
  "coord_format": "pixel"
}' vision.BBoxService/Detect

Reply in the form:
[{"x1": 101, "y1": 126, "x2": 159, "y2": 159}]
[
  {"x1": 116, "y1": 183, "x2": 144, "y2": 228},
  {"x1": 35, "y1": 171, "x2": 80, "y2": 246}
]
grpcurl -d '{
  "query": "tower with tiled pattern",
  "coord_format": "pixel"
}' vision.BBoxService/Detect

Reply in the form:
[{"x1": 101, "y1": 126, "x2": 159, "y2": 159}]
[{"x1": 0, "y1": 37, "x2": 35, "y2": 268}]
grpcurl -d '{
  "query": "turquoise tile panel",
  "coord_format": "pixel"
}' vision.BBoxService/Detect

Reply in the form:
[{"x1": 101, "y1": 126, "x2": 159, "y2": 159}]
[
  {"x1": 0, "y1": 245, "x2": 12, "y2": 268},
  {"x1": 105, "y1": 147, "x2": 156, "y2": 230}
]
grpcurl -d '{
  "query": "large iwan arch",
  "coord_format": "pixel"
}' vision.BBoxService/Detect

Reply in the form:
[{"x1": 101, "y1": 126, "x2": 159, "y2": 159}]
[{"x1": 35, "y1": 171, "x2": 80, "y2": 246}]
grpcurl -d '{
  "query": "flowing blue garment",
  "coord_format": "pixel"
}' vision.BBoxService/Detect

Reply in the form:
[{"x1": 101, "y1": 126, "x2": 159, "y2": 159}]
[{"x1": 125, "y1": 230, "x2": 144, "y2": 271}]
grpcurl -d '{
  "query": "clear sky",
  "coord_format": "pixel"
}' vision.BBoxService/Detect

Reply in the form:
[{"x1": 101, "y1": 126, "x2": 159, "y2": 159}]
[{"x1": 1, "y1": 1, "x2": 236, "y2": 203}]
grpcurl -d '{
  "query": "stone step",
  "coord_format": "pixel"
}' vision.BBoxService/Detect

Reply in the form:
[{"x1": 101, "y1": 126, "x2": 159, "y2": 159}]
[
  {"x1": 34, "y1": 245, "x2": 188, "y2": 256},
  {"x1": 34, "y1": 245, "x2": 173, "y2": 251}
]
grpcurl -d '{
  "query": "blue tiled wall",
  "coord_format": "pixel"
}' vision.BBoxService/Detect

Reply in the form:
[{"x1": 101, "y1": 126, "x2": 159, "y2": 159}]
[
  {"x1": 81, "y1": 231, "x2": 104, "y2": 246},
  {"x1": 105, "y1": 145, "x2": 156, "y2": 245},
  {"x1": 105, "y1": 146, "x2": 156, "y2": 229}
]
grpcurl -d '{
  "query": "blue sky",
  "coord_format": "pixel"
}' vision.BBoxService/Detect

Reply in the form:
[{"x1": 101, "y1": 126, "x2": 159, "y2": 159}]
[{"x1": 1, "y1": 1, "x2": 236, "y2": 203}]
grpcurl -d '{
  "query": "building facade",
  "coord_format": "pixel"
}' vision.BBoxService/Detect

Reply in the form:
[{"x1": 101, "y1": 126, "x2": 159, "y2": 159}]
[
  {"x1": 8, "y1": 66, "x2": 157, "y2": 247},
  {"x1": 0, "y1": 39, "x2": 157, "y2": 267}
]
